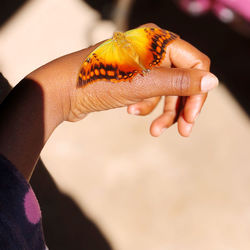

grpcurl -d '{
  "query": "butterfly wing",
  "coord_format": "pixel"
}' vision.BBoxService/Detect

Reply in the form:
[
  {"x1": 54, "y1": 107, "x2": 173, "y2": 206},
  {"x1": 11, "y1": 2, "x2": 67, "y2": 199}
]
[
  {"x1": 78, "y1": 27, "x2": 179, "y2": 87},
  {"x1": 78, "y1": 38, "x2": 143, "y2": 87},
  {"x1": 125, "y1": 27, "x2": 179, "y2": 69}
]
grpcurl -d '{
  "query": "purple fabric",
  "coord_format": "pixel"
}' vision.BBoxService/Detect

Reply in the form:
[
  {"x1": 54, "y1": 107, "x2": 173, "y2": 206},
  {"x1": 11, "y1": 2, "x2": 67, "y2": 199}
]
[
  {"x1": 0, "y1": 155, "x2": 46, "y2": 249},
  {"x1": 24, "y1": 188, "x2": 41, "y2": 224}
]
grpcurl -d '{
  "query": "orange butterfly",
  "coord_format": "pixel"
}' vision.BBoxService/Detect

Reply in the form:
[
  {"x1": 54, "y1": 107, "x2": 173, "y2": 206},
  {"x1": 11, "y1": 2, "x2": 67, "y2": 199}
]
[{"x1": 78, "y1": 27, "x2": 179, "y2": 87}]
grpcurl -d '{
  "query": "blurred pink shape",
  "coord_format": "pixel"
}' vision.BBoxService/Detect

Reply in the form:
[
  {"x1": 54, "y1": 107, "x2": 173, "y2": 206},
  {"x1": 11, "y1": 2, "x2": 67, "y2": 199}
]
[
  {"x1": 217, "y1": 0, "x2": 250, "y2": 21},
  {"x1": 179, "y1": 0, "x2": 211, "y2": 14},
  {"x1": 178, "y1": 0, "x2": 250, "y2": 21}
]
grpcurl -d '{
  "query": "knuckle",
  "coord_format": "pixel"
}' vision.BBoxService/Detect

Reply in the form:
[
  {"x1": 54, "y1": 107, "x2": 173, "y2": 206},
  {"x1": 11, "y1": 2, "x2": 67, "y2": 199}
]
[
  {"x1": 141, "y1": 22, "x2": 159, "y2": 28},
  {"x1": 202, "y1": 54, "x2": 211, "y2": 68},
  {"x1": 171, "y1": 69, "x2": 190, "y2": 95},
  {"x1": 198, "y1": 54, "x2": 211, "y2": 70},
  {"x1": 192, "y1": 53, "x2": 211, "y2": 70}
]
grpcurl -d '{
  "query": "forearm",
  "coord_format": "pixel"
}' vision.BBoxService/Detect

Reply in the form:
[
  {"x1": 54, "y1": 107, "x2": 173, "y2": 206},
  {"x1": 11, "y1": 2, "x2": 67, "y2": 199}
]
[
  {"x1": 0, "y1": 78, "x2": 61, "y2": 180},
  {"x1": 0, "y1": 49, "x2": 88, "y2": 181}
]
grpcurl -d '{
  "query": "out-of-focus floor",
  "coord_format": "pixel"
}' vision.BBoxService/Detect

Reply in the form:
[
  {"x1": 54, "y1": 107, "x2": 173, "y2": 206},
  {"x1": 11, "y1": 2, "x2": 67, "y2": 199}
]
[{"x1": 0, "y1": 0, "x2": 250, "y2": 249}]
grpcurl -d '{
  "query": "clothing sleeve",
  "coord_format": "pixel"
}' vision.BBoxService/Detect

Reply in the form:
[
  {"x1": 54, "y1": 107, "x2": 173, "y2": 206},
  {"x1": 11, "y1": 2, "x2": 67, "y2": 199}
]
[{"x1": 0, "y1": 155, "x2": 46, "y2": 250}]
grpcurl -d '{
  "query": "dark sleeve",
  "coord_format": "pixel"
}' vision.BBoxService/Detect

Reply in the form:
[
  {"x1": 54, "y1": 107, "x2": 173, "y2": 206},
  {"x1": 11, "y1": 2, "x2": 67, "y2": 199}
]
[{"x1": 0, "y1": 155, "x2": 46, "y2": 250}]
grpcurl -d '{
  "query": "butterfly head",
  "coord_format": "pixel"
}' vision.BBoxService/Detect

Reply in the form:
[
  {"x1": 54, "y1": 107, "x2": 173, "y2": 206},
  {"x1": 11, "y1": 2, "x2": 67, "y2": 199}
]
[{"x1": 113, "y1": 31, "x2": 126, "y2": 42}]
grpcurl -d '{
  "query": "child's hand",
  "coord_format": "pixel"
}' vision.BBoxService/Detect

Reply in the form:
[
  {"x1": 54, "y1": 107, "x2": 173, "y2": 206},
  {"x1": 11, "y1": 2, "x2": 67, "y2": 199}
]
[
  {"x1": 29, "y1": 24, "x2": 217, "y2": 138},
  {"x1": 64, "y1": 24, "x2": 218, "y2": 137}
]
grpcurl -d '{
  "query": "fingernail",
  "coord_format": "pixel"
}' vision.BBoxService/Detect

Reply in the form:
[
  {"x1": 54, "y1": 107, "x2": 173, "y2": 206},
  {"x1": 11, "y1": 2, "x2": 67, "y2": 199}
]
[
  {"x1": 129, "y1": 106, "x2": 140, "y2": 115},
  {"x1": 184, "y1": 123, "x2": 193, "y2": 136},
  {"x1": 201, "y1": 74, "x2": 219, "y2": 92}
]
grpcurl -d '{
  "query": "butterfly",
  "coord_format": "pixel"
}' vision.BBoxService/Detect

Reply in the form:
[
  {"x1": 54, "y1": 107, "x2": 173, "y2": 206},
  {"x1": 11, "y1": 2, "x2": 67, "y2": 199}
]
[{"x1": 77, "y1": 27, "x2": 179, "y2": 87}]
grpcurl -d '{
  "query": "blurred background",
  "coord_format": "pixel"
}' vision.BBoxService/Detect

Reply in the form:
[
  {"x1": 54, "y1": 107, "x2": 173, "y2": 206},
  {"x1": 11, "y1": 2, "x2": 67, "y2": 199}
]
[{"x1": 0, "y1": 0, "x2": 250, "y2": 249}]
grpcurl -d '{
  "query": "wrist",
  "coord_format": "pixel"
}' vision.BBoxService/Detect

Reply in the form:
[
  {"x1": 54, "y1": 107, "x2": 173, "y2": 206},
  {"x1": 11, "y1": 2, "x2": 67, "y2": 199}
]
[
  {"x1": 27, "y1": 48, "x2": 94, "y2": 123},
  {"x1": 0, "y1": 49, "x2": 89, "y2": 180},
  {"x1": 27, "y1": 63, "x2": 72, "y2": 134},
  {"x1": 0, "y1": 78, "x2": 59, "y2": 180},
  {"x1": 27, "y1": 75, "x2": 64, "y2": 137}
]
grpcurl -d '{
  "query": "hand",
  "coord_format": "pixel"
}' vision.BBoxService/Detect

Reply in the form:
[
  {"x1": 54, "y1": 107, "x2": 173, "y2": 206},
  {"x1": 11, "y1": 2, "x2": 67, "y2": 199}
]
[
  {"x1": 66, "y1": 24, "x2": 218, "y2": 137},
  {"x1": 0, "y1": 23, "x2": 218, "y2": 180}
]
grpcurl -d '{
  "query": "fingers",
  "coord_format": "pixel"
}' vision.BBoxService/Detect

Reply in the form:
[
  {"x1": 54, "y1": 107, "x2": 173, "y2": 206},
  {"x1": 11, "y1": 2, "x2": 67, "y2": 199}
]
[
  {"x1": 177, "y1": 110, "x2": 194, "y2": 137},
  {"x1": 130, "y1": 67, "x2": 218, "y2": 99},
  {"x1": 183, "y1": 93, "x2": 207, "y2": 123},
  {"x1": 150, "y1": 96, "x2": 179, "y2": 137},
  {"x1": 164, "y1": 37, "x2": 212, "y2": 136},
  {"x1": 127, "y1": 96, "x2": 161, "y2": 115},
  {"x1": 134, "y1": 24, "x2": 213, "y2": 137},
  {"x1": 166, "y1": 38, "x2": 210, "y2": 70},
  {"x1": 139, "y1": 23, "x2": 211, "y2": 71},
  {"x1": 149, "y1": 93, "x2": 207, "y2": 137},
  {"x1": 165, "y1": 37, "x2": 211, "y2": 123}
]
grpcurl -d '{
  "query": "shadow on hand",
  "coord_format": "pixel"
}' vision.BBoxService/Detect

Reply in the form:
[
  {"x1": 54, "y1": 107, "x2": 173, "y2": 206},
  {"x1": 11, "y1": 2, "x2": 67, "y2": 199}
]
[{"x1": 30, "y1": 160, "x2": 112, "y2": 250}]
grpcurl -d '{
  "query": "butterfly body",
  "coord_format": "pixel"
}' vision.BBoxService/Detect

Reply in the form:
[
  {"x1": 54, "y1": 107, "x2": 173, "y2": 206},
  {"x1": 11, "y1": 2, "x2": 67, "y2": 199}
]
[
  {"x1": 78, "y1": 28, "x2": 178, "y2": 87},
  {"x1": 114, "y1": 31, "x2": 148, "y2": 72}
]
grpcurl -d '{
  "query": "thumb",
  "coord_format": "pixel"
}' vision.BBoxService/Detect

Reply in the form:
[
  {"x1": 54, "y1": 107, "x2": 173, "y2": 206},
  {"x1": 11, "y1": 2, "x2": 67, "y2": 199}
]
[
  {"x1": 129, "y1": 67, "x2": 219, "y2": 99},
  {"x1": 73, "y1": 67, "x2": 218, "y2": 116}
]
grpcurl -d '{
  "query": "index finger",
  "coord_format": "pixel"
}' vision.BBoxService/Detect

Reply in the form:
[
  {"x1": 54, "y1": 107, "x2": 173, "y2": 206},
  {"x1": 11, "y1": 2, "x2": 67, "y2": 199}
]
[
  {"x1": 138, "y1": 23, "x2": 210, "y2": 71},
  {"x1": 166, "y1": 38, "x2": 210, "y2": 71}
]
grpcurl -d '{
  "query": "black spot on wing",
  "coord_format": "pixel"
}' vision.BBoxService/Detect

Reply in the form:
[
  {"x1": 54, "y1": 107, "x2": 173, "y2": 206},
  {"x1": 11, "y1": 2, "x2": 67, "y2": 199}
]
[{"x1": 149, "y1": 30, "x2": 179, "y2": 66}]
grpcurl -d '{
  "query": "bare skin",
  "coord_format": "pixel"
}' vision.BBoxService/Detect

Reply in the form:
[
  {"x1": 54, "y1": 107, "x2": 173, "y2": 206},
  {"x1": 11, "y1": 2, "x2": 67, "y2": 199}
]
[{"x1": 0, "y1": 24, "x2": 218, "y2": 181}]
